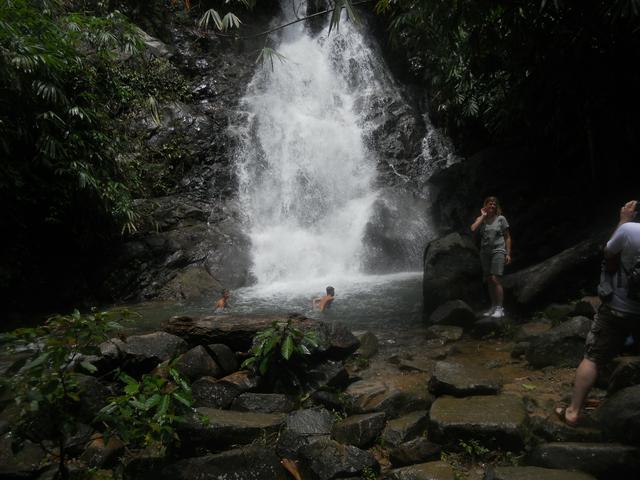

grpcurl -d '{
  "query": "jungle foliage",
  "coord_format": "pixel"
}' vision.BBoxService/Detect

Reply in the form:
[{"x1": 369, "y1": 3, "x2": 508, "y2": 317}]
[{"x1": 375, "y1": 0, "x2": 640, "y2": 179}]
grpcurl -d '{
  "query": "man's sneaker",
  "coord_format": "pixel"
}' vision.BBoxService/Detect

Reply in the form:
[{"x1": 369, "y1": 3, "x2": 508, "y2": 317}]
[
  {"x1": 491, "y1": 306, "x2": 505, "y2": 318},
  {"x1": 482, "y1": 307, "x2": 496, "y2": 317}
]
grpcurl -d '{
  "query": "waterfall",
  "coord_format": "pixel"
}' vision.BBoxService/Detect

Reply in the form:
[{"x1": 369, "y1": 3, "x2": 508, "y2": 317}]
[{"x1": 234, "y1": 4, "x2": 432, "y2": 294}]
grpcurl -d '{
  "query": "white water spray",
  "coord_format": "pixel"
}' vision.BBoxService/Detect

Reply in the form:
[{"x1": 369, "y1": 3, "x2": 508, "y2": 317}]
[{"x1": 234, "y1": 5, "x2": 436, "y2": 295}]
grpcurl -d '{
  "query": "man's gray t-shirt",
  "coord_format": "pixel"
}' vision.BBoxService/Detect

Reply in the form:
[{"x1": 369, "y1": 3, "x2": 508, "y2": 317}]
[
  {"x1": 480, "y1": 215, "x2": 509, "y2": 254},
  {"x1": 606, "y1": 221, "x2": 640, "y2": 315}
]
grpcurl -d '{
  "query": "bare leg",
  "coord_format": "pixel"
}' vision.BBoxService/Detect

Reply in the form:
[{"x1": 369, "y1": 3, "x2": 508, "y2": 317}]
[
  {"x1": 565, "y1": 358, "x2": 598, "y2": 424},
  {"x1": 494, "y1": 277, "x2": 504, "y2": 307},
  {"x1": 281, "y1": 458, "x2": 303, "y2": 480},
  {"x1": 487, "y1": 276, "x2": 497, "y2": 308}
]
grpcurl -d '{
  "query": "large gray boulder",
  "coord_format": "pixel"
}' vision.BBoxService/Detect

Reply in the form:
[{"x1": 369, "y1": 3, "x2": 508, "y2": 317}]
[
  {"x1": 174, "y1": 345, "x2": 222, "y2": 381},
  {"x1": 607, "y1": 356, "x2": 640, "y2": 393},
  {"x1": 422, "y1": 233, "x2": 483, "y2": 316},
  {"x1": 120, "y1": 332, "x2": 188, "y2": 372},
  {"x1": 502, "y1": 238, "x2": 604, "y2": 307},
  {"x1": 429, "y1": 395, "x2": 528, "y2": 449},
  {"x1": 525, "y1": 316, "x2": 591, "y2": 368}
]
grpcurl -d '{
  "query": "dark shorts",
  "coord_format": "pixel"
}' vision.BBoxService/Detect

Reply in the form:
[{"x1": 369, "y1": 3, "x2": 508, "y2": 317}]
[
  {"x1": 584, "y1": 305, "x2": 640, "y2": 365},
  {"x1": 480, "y1": 251, "x2": 505, "y2": 277}
]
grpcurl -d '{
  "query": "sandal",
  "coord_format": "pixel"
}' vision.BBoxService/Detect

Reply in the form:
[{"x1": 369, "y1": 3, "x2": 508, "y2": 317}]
[{"x1": 554, "y1": 406, "x2": 579, "y2": 427}]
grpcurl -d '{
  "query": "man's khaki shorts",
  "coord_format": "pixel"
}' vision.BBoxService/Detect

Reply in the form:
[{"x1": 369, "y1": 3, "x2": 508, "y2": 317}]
[
  {"x1": 480, "y1": 251, "x2": 505, "y2": 278},
  {"x1": 584, "y1": 305, "x2": 640, "y2": 365}
]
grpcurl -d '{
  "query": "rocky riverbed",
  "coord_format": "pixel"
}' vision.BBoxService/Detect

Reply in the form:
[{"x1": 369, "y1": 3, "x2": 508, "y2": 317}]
[{"x1": 2, "y1": 296, "x2": 639, "y2": 480}]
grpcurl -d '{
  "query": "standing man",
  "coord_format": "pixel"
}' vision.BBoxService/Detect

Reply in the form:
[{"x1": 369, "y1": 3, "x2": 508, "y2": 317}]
[{"x1": 557, "y1": 200, "x2": 640, "y2": 426}]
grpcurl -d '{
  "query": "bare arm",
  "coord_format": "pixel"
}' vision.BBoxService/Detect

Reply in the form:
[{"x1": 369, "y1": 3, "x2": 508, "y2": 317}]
[
  {"x1": 470, "y1": 208, "x2": 487, "y2": 232},
  {"x1": 605, "y1": 200, "x2": 637, "y2": 259}
]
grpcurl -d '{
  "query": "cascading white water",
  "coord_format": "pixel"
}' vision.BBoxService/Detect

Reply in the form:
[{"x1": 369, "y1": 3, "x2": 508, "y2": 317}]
[{"x1": 235, "y1": 9, "x2": 389, "y2": 291}]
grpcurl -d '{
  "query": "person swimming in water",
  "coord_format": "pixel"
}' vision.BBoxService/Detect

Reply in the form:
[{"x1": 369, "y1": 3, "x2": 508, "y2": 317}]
[
  {"x1": 312, "y1": 286, "x2": 335, "y2": 312},
  {"x1": 214, "y1": 289, "x2": 230, "y2": 311}
]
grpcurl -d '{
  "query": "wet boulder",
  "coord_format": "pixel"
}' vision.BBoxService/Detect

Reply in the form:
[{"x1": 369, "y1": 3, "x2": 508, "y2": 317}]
[
  {"x1": 231, "y1": 393, "x2": 296, "y2": 413},
  {"x1": 192, "y1": 376, "x2": 241, "y2": 409},
  {"x1": 331, "y1": 412, "x2": 387, "y2": 448},
  {"x1": 502, "y1": 238, "x2": 603, "y2": 308},
  {"x1": 206, "y1": 343, "x2": 238, "y2": 375},
  {"x1": 596, "y1": 384, "x2": 640, "y2": 443},
  {"x1": 472, "y1": 316, "x2": 512, "y2": 337},
  {"x1": 388, "y1": 437, "x2": 442, "y2": 468},
  {"x1": 429, "y1": 394, "x2": 528, "y2": 449},
  {"x1": 422, "y1": 233, "x2": 483, "y2": 316},
  {"x1": 121, "y1": 332, "x2": 187, "y2": 372},
  {"x1": 384, "y1": 461, "x2": 455, "y2": 480},
  {"x1": 276, "y1": 408, "x2": 335, "y2": 459},
  {"x1": 527, "y1": 442, "x2": 640, "y2": 478},
  {"x1": 174, "y1": 345, "x2": 222, "y2": 381},
  {"x1": 298, "y1": 438, "x2": 379, "y2": 480},
  {"x1": 525, "y1": 316, "x2": 591, "y2": 368},
  {"x1": 302, "y1": 360, "x2": 350, "y2": 391},
  {"x1": 0, "y1": 435, "x2": 48, "y2": 478},
  {"x1": 428, "y1": 300, "x2": 476, "y2": 329},
  {"x1": 428, "y1": 361, "x2": 503, "y2": 397},
  {"x1": 345, "y1": 379, "x2": 433, "y2": 418},
  {"x1": 607, "y1": 356, "x2": 640, "y2": 393},
  {"x1": 381, "y1": 410, "x2": 430, "y2": 447}
]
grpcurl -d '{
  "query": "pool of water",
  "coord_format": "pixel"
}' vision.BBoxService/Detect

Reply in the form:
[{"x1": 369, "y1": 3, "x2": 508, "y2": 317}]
[{"x1": 124, "y1": 271, "x2": 425, "y2": 334}]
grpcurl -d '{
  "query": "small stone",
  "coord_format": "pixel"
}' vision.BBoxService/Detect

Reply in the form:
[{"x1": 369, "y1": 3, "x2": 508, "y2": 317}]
[
  {"x1": 425, "y1": 325, "x2": 463, "y2": 343},
  {"x1": 357, "y1": 332, "x2": 379, "y2": 359},
  {"x1": 428, "y1": 361, "x2": 502, "y2": 397}
]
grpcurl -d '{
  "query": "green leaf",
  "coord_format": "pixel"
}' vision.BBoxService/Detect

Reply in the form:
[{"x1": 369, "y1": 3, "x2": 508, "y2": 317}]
[
  {"x1": 521, "y1": 383, "x2": 536, "y2": 391},
  {"x1": 124, "y1": 382, "x2": 140, "y2": 396},
  {"x1": 22, "y1": 352, "x2": 50, "y2": 370},
  {"x1": 281, "y1": 334, "x2": 294, "y2": 360},
  {"x1": 155, "y1": 395, "x2": 170, "y2": 419},
  {"x1": 172, "y1": 392, "x2": 191, "y2": 408},
  {"x1": 259, "y1": 353, "x2": 271, "y2": 375}
]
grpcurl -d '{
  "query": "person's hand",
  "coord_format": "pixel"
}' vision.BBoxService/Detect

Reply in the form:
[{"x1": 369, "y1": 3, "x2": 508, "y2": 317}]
[
  {"x1": 505, "y1": 253, "x2": 512, "y2": 265},
  {"x1": 480, "y1": 207, "x2": 488, "y2": 217},
  {"x1": 619, "y1": 200, "x2": 638, "y2": 224}
]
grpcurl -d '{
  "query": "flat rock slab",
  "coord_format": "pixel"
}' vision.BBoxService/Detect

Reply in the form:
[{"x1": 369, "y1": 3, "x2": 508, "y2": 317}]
[
  {"x1": 429, "y1": 300, "x2": 476, "y2": 329},
  {"x1": 384, "y1": 461, "x2": 456, "y2": 480},
  {"x1": 381, "y1": 411, "x2": 430, "y2": 447},
  {"x1": 332, "y1": 412, "x2": 387, "y2": 448},
  {"x1": 165, "y1": 315, "x2": 359, "y2": 359},
  {"x1": 429, "y1": 395, "x2": 527, "y2": 449},
  {"x1": 345, "y1": 380, "x2": 432, "y2": 418},
  {"x1": 121, "y1": 332, "x2": 187, "y2": 372},
  {"x1": 428, "y1": 361, "x2": 502, "y2": 397},
  {"x1": 527, "y1": 442, "x2": 640, "y2": 478},
  {"x1": 487, "y1": 466, "x2": 597, "y2": 480},
  {"x1": 157, "y1": 446, "x2": 289, "y2": 480},
  {"x1": 529, "y1": 415, "x2": 602, "y2": 443},
  {"x1": 178, "y1": 408, "x2": 284, "y2": 451}
]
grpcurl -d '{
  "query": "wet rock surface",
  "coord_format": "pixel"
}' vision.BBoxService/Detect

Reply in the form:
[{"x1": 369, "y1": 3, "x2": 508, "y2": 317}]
[
  {"x1": 298, "y1": 438, "x2": 379, "y2": 480},
  {"x1": 488, "y1": 466, "x2": 597, "y2": 480},
  {"x1": 276, "y1": 408, "x2": 335, "y2": 459},
  {"x1": 422, "y1": 234, "x2": 483, "y2": 316},
  {"x1": 527, "y1": 442, "x2": 640, "y2": 478},
  {"x1": 381, "y1": 410, "x2": 430, "y2": 447},
  {"x1": 332, "y1": 412, "x2": 387, "y2": 448},
  {"x1": 429, "y1": 395, "x2": 528, "y2": 449},
  {"x1": 428, "y1": 300, "x2": 477, "y2": 329},
  {"x1": 525, "y1": 316, "x2": 591, "y2": 368},
  {"x1": 428, "y1": 361, "x2": 503, "y2": 397},
  {"x1": 388, "y1": 437, "x2": 442, "y2": 468},
  {"x1": 174, "y1": 345, "x2": 222, "y2": 381},
  {"x1": 384, "y1": 461, "x2": 456, "y2": 480},
  {"x1": 231, "y1": 393, "x2": 296, "y2": 413},
  {"x1": 596, "y1": 384, "x2": 640, "y2": 443}
]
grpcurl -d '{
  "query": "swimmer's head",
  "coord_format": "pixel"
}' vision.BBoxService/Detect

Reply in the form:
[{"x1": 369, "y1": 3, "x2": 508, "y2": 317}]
[{"x1": 326, "y1": 286, "x2": 335, "y2": 296}]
